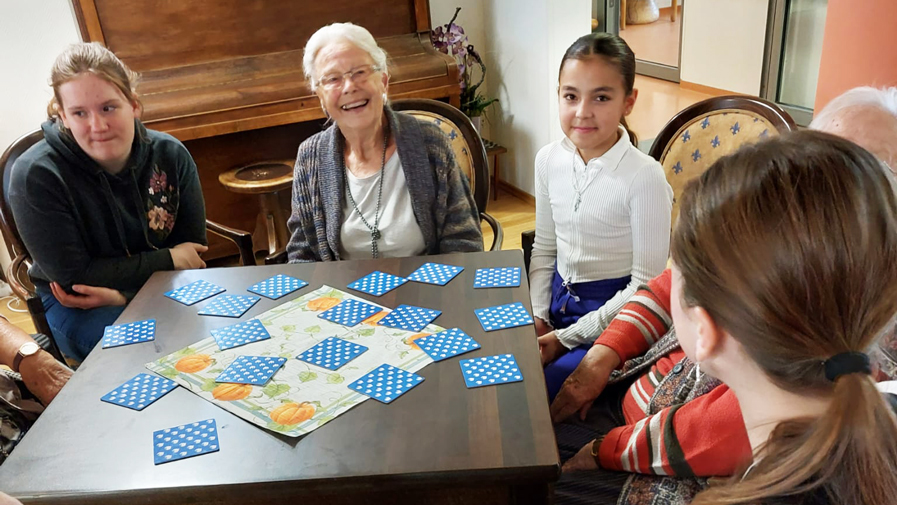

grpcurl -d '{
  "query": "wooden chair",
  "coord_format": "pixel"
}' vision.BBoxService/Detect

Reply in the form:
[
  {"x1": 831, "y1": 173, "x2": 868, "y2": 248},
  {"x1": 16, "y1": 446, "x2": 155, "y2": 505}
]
[
  {"x1": 0, "y1": 129, "x2": 256, "y2": 360},
  {"x1": 521, "y1": 95, "x2": 796, "y2": 275},
  {"x1": 388, "y1": 99, "x2": 503, "y2": 251},
  {"x1": 648, "y1": 95, "x2": 797, "y2": 224}
]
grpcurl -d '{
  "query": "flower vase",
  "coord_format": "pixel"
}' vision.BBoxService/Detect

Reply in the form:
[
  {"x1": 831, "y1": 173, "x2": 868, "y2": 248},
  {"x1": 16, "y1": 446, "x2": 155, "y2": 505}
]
[{"x1": 469, "y1": 115, "x2": 483, "y2": 133}]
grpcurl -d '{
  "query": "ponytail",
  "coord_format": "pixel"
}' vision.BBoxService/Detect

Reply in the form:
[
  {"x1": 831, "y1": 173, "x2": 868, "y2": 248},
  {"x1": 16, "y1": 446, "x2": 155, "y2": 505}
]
[
  {"x1": 621, "y1": 117, "x2": 638, "y2": 147},
  {"x1": 693, "y1": 374, "x2": 897, "y2": 504}
]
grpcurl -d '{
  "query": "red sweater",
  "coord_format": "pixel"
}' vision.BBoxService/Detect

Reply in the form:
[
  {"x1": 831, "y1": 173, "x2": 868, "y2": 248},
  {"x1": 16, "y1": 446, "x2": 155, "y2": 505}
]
[{"x1": 593, "y1": 269, "x2": 751, "y2": 477}]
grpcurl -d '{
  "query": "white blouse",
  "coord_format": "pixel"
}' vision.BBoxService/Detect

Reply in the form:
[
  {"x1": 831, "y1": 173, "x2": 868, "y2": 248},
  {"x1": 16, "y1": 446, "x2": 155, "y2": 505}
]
[{"x1": 530, "y1": 127, "x2": 673, "y2": 348}]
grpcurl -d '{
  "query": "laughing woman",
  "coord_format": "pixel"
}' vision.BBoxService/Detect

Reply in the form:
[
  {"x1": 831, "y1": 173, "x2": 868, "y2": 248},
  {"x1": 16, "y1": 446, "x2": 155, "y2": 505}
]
[{"x1": 286, "y1": 23, "x2": 483, "y2": 262}]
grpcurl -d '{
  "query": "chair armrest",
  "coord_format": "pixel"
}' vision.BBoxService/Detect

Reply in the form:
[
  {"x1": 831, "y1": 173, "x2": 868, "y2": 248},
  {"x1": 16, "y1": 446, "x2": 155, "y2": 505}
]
[
  {"x1": 481, "y1": 212, "x2": 503, "y2": 252},
  {"x1": 7, "y1": 254, "x2": 33, "y2": 301},
  {"x1": 264, "y1": 249, "x2": 288, "y2": 265},
  {"x1": 206, "y1": 220, "x2": 255, "y2": 266},
  {"x1": 521, "y1": 229, "x2": 535, "y2": 275}
]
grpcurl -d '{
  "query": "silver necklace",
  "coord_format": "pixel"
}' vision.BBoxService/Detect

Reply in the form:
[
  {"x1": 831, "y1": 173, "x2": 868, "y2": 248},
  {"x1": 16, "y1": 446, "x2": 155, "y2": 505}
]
[
  {"x1": 571, "y1": 151, "x2": 586, "y2": 212},
  {"x1": 344, "y1": 126, "x2": 389, "y2": 258}
]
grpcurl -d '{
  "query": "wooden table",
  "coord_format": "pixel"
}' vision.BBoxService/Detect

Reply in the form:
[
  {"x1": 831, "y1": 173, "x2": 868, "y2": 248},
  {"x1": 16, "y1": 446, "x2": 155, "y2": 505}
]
[{"x1": 1, "y1": 251, "x2": 559, "y2": 504}]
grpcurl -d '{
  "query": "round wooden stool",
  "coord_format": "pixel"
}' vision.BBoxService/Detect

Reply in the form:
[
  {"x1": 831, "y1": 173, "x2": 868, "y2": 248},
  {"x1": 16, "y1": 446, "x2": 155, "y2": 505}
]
[{"x1": 218, "y1": 160, "x2": 293, "y2": 255}]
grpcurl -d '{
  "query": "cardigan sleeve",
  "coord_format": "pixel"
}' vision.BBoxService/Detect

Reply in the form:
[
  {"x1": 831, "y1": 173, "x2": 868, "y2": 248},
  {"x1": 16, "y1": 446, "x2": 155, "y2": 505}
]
[
  {"x1": 286, "y1": 140, "x2": 324, "y2": 263},
  {"x1": 426, "y1": 124, "x2": 483, "y2": 253}
]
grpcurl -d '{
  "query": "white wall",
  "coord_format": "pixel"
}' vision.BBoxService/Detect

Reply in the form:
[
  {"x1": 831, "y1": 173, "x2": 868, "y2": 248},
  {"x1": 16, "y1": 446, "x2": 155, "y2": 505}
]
[
  {"x1": 0, "y1": 0, "x2": 81, "y2": 272},
  {"x1": 482, "y1": 0, "x2": 591, "y2": 195},
  {"x1": 680, "y1": 0, "x2": 769, "y2": 95}
]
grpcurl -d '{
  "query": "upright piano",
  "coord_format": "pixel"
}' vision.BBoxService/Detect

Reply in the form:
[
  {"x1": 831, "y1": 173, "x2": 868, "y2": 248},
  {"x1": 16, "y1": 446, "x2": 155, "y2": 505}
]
[{"x1": 71, "y1": 0, "x2": 460, "y2": 259}]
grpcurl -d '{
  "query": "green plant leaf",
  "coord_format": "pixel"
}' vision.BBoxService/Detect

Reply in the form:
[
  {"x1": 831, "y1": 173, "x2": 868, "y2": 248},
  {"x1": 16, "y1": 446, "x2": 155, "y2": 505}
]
[
  {"x1": 356, "y1": 328, "x2": 375, "y2": 337},
  {"x1": 298, "y1": 371, "x2": 318, "y2": 382},
  {"x1": 156, "y1": 366, "x2": 179, "y2": 380},
  {"x1": 281, "y1": 324, "x2": 296, "y2": 332},
  {"x1": 173, "y1": 346, "x2": 196, "y2": 357},
  {"x1": 200, "y1": 378, "x2": 219, "y2": 392},
  {"x1": 326, "y1": 373, "x2": 344, "y2": 384},
  {"x1": 304, "y1": 325, "x2": 321, "y2": 334},
  {"x1": 263, "y1": 383, "x2": 291, "y2": 398}
]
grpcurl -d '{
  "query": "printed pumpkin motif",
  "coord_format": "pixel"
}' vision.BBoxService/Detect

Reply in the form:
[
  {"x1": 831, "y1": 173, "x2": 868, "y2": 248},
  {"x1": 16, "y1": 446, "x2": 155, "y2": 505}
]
[
  {"x1": 403, "y1": 333, "x2": 431, "y2": 350},
  {"x1": 175, "y1": 354, "x2": 213, "y2": 373},
  {"x1": 307, "y1": 297, "x2": 341, "y2": 312},
  {"x1": 269, "y1": 402, "x2": 316, "y2": 425},
  {"x1": 361, "y1": 311, "x2": 387, "y2": 326},
  {"x1": 212, "y1": 383, "x2": 252, "y2": 401}
]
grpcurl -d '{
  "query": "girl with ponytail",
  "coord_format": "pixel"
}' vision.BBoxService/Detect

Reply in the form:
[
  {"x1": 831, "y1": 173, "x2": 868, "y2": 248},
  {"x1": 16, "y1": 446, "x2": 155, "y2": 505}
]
[{"x1": 670, "y1": 130, "x2": 897, "y2": 504}]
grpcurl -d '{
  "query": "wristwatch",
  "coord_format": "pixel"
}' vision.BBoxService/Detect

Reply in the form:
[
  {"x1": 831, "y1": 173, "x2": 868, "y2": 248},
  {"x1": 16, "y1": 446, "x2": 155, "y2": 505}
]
[
  {"x1": 590, "y1": 435, "x2": 606, "y2": 468},
  {"x1": 12, "y1": 341, "x2": 41, "y2": 373}
]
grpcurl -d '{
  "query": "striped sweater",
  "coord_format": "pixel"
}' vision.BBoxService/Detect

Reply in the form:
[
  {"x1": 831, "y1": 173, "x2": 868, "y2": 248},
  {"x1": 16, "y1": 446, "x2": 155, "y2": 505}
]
[{"x1": 595, "y1": 269, "x2": 751, "y2": 477}]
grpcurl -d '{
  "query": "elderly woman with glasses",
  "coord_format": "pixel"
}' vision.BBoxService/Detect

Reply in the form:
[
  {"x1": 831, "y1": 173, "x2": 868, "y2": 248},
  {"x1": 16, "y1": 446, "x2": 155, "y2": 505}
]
[{"x1": 286, "y1": 23, "x2": 483, "y2": 262}]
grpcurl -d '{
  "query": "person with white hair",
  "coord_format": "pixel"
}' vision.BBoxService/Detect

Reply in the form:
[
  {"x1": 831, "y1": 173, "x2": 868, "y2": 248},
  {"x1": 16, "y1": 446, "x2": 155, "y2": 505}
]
[
  {"x1": 810, "y1": 86, "x2": 897, "y2": 174},
  {"x1": 286, "y1": 23, "x2": 483, "y2": 262}
]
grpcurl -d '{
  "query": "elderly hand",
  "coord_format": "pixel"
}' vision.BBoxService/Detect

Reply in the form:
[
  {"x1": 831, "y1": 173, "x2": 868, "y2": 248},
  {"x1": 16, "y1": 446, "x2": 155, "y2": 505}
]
[
  {"x1": 538, "y1": 332, "x2": 567, "y2": 365},
  {"x1": 550, "y1": 344, "x2": 621, "y2": 423},
  {"x1": 170, "y1": 242, "x2": 208, "y2": 270},
  {"x1": 51, "y1": 282, "x2": 126, "y2": 309},
  {"x1": 18, "y1": 350, "x2": 72, "y2": 405},
  {"x1": 562, "y1": 440, "x2": 600, "y2": 473},
  {"x1": 534, "y1": 317, "x2": 553, "y2": 336}
]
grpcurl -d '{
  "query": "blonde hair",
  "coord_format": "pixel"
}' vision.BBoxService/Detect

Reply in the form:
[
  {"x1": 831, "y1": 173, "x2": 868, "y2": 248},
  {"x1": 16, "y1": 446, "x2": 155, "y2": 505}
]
[
  {"x1": 47, "y1": 42, "x2": 141, "y2": 120},
  {"x1": 302, "y1": 23, "x2": 388, "y2": 92}
]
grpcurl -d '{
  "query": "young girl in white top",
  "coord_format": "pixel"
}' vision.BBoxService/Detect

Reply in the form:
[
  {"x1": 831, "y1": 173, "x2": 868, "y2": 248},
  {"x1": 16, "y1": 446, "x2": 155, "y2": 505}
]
[{"x1": 531, "y1": 33, "x2": 673, "y2": 400}]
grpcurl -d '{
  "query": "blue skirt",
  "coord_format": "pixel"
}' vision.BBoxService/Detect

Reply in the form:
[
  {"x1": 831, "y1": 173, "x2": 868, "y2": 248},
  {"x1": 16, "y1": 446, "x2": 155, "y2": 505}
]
[{"x1": 545, "y1": 269, "x2": 630, "y2": 401}]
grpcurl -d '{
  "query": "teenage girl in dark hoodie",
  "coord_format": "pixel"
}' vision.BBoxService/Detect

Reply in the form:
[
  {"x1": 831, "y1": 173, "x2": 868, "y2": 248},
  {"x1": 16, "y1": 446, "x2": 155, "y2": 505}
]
[{"x1": 10, "y1": 43, "x2": 208, "y2": 361}]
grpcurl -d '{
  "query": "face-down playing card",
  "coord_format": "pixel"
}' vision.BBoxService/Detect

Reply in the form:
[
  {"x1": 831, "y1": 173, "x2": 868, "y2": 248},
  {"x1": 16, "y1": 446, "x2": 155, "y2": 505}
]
[
  {"x1": 376, "y1": 304, "x2": 441, "y2": 332},
  {"x1": 102, "y1": 319, "x2": 156, "y2": 348},
  {"x1": 215, "y1": 356, "x2": 287, "y2": 385},
  {"x1": 406, "y1": 262, "x2": 464, "y2": 285},
  {"x1": 165, "y1": 280, "x2": 226, "y2": 305},
  {"x1": 198, "y1": 294, "x2": 260, "y2": 318},
  {"x1": 347, "y1": 364, "x2": 424, "y2": 404},
  {"x1": 101, "y1": 373, "x2": 177, "y2": 410},
  {"x1": 317, "y1": 298, "x2": 383, "y2": 327},
  {"x1": 347, "y1": 271, "x2": 408, "y2": 296},
  {"x1": 152, "y1": 419, "x2": 220, "y2": 465},
  {"x1": 473, "y1": 302, "x2": 534, "y2": 331},
  {"x1": 459, "y1": 354, "x2": 523, "y2": 388},
  {"x1": 414, "y1": 328, "x2": 481, "y2": 362},
  {"x1": 247, "y1": 274, "x2": 308, "y2": 300},
  {"x1": 295, "y1": 336, "x2": 368, "y2": 371},
  {"x1": 210, "y1": 319, "x2": 271, "y2": 351}
]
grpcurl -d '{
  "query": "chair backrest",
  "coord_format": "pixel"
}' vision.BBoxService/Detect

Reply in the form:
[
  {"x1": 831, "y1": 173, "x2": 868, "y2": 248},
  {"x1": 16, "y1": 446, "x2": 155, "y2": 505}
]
[
  {"x1": 0, "y1": 129, "x2": 43, "y2": 262},
  {"x1": 389, "y1": 99, "x2": 490, "y2": 214},
  {"x1": 648, "y1": 95, "x2": 797, "y2": 224}
]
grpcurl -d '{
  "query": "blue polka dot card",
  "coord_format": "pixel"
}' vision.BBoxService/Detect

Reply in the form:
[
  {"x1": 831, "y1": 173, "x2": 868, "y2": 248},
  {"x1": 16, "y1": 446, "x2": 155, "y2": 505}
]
[
  {"x1": 247, "y1": 274, "x2": 308, "y2": 300},
  {"x1": 414, "y1": 328, "x2": 481, "y2": 362},
  {"x1": 215, "y1": 356, "x2": 287, "y2": 385},
  {"x1": 459, "y1": 354, "x2": 523, "y2": 388},
  {"x1": 377, "y1": 304, "x2": 441, "y2": 332},
  {"x1": 296, "y1": 336, "x2": 368, "y2": 370},
  {"x1": 473, "y1": 267, "x2": 521, "y2": 288},
  {"x1": 210, "y1": 319, "x2": 271, "y2": 351},
  {"x1": 347, "y1": 364, "x2": 424, "y2": 404},
  {"x1": 318, "y1": 298, "x2": 382, "y2": 327},
  {"x1": 347, "y1": 271, "x2": 408, "y2": 296},
  {"x1": 407, "y1": 262, "x2": 464, "y2": 286},
  {"x1": 165, "y1": 279, "x2": 226, "y2": 305},
  {"x1": 152, "y1": 419, "x2": 220, "y2": 465},
  {"x1": 474, "y1": 302, "x2": 534, "y2": 332},
  {"x1": 198, "y1": 294, "x2": 260, "y2": 318},
  {"x1": 101, "y1": 373, "x2": 177, "y2": 410},
  {"x1": 102, "y1": 319, "x2": 156, "y2": 349}
]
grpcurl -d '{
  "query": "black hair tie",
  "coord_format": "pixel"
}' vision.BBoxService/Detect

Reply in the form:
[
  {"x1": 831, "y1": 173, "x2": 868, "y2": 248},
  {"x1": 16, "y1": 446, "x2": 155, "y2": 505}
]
[{"x1": 823, "y1": 352, "x2": 871, "y2": 382}]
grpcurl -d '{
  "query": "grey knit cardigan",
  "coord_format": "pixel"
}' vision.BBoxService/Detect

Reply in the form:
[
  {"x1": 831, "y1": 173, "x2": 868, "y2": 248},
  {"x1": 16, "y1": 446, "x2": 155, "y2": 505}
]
[{"x1": 286, "y1": 107, "x2": 484, "y2": 262}]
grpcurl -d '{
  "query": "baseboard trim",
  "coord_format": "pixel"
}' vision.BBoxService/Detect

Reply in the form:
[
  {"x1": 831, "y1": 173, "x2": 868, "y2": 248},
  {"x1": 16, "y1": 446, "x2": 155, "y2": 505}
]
[
  {"x1": 680, "y1": 80, "x2": 742, "y2": 97},
  {"x1": 497, "y1": 181, "x2": 536, "y2": 205}
]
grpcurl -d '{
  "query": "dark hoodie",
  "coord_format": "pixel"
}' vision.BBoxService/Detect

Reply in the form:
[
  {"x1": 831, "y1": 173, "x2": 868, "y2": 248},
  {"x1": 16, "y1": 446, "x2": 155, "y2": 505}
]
[{"x1": 9, "y1": 119, "x2": 207, "y2": 299}]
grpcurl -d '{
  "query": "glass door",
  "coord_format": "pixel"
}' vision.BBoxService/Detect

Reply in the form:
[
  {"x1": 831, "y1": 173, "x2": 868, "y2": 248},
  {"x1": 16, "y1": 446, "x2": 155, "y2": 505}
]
[
  {"x1": 762, "y1": 0, "x2": 829, "y2": 125},
  {"x1": 597, "y1": 0, "x2": 683, "y2": 82}
]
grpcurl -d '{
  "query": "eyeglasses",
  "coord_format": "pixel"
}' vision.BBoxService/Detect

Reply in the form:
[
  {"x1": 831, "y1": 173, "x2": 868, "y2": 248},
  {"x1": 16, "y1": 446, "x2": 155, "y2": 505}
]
[{"x1": 317, "y1": 64, "x2": 380, "y2": 90}]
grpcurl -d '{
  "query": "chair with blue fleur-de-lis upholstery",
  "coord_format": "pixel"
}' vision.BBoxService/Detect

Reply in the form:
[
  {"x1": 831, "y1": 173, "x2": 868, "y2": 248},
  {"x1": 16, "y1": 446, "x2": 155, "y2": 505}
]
[
  {"x1": 390, "y1": 98, "x2": 503, "y2": 251},
  {"x1": 648, "y1": 95, "x2": 797, "y2": 225}
]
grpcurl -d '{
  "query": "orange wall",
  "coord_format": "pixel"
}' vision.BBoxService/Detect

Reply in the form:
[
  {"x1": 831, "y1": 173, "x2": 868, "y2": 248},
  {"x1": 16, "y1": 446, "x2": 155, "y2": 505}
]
[{"x1": 814, "y1": 0, "x2": 897, "y2": 111}]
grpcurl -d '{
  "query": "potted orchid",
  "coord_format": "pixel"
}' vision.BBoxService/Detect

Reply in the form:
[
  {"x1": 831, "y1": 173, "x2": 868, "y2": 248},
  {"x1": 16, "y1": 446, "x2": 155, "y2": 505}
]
[{"x1": 431, "y1": 7, "x2": 498, "y2": 131}]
